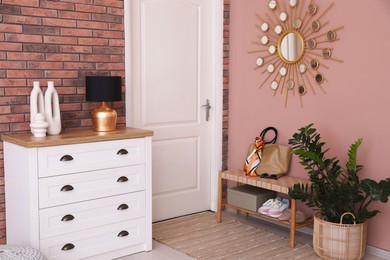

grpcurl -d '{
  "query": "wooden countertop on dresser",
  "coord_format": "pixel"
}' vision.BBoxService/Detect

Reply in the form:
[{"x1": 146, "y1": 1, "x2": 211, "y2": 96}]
[{"x1": 1, "y1": 127, "x2": 154, "y2": 148}]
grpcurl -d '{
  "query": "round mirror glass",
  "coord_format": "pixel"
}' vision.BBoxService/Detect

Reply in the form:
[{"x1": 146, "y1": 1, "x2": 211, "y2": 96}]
[
  {"x1": 267, "y1": 64, "x2": 275, "y2": 73},
  {"x1": 327, "y1": 31, "x2": 336, "y2": 41},
  {"x1": 286, "y1": 80, "x2": 294, "y2": 90},
  {"x1": 290, "y1": 0, "x2": 297, "y2": 7},
  {"x1": 269, "y1": 0, "x2": 277, "y2": 9},
  {"x1": 307, "y1": 39, "x2": 317, "y2": 49},
  {"x1": 308, "y1": 4, "x2": 317, "y2": 15},
  {"x1": 311, "y1": 59, "x2": 319, "y2": 70},
  {"x1": 293, "y1": 19, "x2": 302, "y2": 29},
  {"x1": 299, "y1": 64, "x2": 307, "y2": 73},
  {"x1": 278, "y1": 31, "x2": 304, "y2": 63},
  {"x1": 322, "y1": 48, "x2": 332, "y2": 59},
  {"x1": 298, "y1": 85, "x2": 307, "y2": 95},
  {"x1": 311, "y1": 21, "x2": 320, "y2": 32},
  {"x1": 261, "y1": 22, "x2": 269, "y2": 32},
  {"x1": 271, "y1": 81, "x2": 279, "y2": 90},
  {"x1": 261, "y1": 36, "x2": 269, "y2": 45},
  {"x1": 256, "y1": 57, "x2": 264, "y2": 66},
  {"x1": 269, "y1": 45, "x2": 276, "y2": 54},
  {"x1": 280, "y1": 67, "x2": 287, "y2": 76},
  {"x1": 275, "y1": 25, "x2": 283, "y2": 35},
  {"x1": 280, "y1": 12, "x2": 287, "y2": 22},
  {"x1": 315, "y1": 73, "x2": 324, "y2": 84}
]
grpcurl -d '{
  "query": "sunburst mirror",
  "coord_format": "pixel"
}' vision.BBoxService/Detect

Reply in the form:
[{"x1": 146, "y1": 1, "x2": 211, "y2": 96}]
[{"x1": 251, "y1": 0, "x2": 343, "y2": 107}]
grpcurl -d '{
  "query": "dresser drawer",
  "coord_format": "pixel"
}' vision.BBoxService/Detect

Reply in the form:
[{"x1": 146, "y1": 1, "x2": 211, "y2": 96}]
[
  {"x1": 38, "y1": 138, "x2": 145, "y2": 177},
  {"x1": 40, "y1": 218, "x2": 145, "y2": 260},
  {"x1": 39, "y1": 165, "x2": 145, "y2": 208},
  {"x1": 39, "y1": 191, "x2": 145, "y2": 239}
]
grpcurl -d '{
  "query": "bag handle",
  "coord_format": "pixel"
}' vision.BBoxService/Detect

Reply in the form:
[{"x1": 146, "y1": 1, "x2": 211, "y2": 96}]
[
  {"x1": 340, "y1": 212, "x2": 356, "y2": 225},
  {"x1": 260, "y1": 127, "x2": 278, "y2": 144}
]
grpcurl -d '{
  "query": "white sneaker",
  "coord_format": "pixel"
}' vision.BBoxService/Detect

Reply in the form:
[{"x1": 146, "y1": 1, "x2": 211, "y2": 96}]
[
  {"x1": 267, "y1": 198, "x2": 289, "y2": 218},
  {"x1": 258, "y1": 198, "x2": 280, "y2": 215}
]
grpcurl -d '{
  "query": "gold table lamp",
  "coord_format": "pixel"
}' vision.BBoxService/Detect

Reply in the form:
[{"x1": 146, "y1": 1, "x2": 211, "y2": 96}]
[{"x1": 86, "y1": 76, "x2": 122, "y2": 132}]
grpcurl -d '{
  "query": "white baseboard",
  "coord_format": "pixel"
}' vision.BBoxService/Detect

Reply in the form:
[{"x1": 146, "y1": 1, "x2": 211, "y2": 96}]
[
  {"x1": 365, "y1": 245, "x2": 390, "y2": 259},
  {"x1": 224, "y1": 208, "x2": 390, "y2": 259}
]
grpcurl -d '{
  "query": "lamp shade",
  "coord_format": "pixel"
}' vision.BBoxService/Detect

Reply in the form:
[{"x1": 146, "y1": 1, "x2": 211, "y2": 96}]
[{"x1": 86, "y1": 76, "x2": 122, "y2": 102}]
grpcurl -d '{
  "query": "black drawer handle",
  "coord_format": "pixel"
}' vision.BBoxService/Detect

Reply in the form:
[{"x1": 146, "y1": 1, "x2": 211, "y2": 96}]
[
  {"x1": 117, "y1": 204, "x2": 129, "y2": 211},
  {"x1": 61, "y1": 214, "x2": 75, "y2": 222},
  {"x1": 117, "y1": 176, "x2": 128, "y2": 183},
  {"x1": 60, "y1": 155, "x2": 74, "y2": 162},
  {"x1": 60, "y1": 185, "x2": 74, "y2": 192},
  {"x1": 61, "y1": 243, "x2": 75, "y2": 251},
  {"x1": 117, "y1": 149, "x2": 128, "y2": 155},
  {"x1": 117, "y1": 230, "x2": 129, "y2": 237}
]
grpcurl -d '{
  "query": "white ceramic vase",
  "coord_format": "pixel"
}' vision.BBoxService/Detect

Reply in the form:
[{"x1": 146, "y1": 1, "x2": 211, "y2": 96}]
[
  {"x1": 30, "y1": 113, "x2": 49, "y2": 138},
  {"x1": 30, "y1": 81, "x2": 45, "y2": 134},
  {"x1": 44, "y1": 81, "x2": 62, "y2": 135}
]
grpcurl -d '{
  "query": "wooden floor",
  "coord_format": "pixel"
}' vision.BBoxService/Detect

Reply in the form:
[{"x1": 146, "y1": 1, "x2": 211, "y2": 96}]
[
  {"x1": 117, "y1": 240, "x2": 193, "y2": 260},
  {"x1": 118, "y1": 211, "x2": 386, "y2": 260}
]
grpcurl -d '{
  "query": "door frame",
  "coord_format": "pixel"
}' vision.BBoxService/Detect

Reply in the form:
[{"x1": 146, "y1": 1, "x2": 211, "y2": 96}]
[{"x1": 124, "y1": 0, "x2": 224, "y2": 212}]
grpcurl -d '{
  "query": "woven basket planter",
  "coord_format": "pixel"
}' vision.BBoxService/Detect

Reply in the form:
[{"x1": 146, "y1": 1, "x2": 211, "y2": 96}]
[{"x1": 313, "y1": 212, "x2": 368, "y2": 260}]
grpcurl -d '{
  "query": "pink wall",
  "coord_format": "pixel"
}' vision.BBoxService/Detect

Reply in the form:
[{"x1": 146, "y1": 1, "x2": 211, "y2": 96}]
[{"x1": 229, "y1": 0, "x2": 390, "y2": 251}]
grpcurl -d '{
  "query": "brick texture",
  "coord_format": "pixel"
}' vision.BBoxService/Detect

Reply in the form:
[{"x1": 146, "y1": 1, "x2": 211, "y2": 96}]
[
  {"x1": 0, "y1": 0, "x2": 125, "y2": 242},
  {"x1": 0, "y1": 0, "x2": 229, "y2": 243},
  {"x1": 222, "y1": 0, "x2": 230, "y2": 201},
  {"x1": 223, "y1": 0, "x2": 229, "y2": 171}
]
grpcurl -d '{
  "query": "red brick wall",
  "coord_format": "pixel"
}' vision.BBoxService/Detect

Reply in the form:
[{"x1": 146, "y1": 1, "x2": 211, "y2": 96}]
[
  {"x1": 223, "y1": 0, "x2": 230, "y2": 171},
  {"x1": 0, "y1": 0, "x2": 230, "y2": 243},
  {"x1": 222, "y1": 0, "x2": 230, "y2": 199},
  {"x1": 0, "y1": 0, "x2": 125, "y2": 243}
]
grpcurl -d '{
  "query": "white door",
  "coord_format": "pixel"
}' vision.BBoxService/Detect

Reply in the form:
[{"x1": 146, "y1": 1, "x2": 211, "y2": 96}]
[{"x1": 129, "y1": 0, "x2": 213, "y2": 221}]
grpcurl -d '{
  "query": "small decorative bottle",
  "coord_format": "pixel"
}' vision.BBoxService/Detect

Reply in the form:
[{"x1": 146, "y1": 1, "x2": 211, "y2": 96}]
[
  {"x1": 44, "y1": 81, "x2": 62, "y2": 135},
  {"x1": 30, "y1": 81, "x2": 45, "y2": 134}
]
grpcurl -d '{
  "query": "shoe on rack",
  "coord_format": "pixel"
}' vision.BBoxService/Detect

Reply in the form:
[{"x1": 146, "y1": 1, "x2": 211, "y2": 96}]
[
  {"x1": 267, "y1": 198, "x2": 289, "y2": 218},
  {"x1": 290, "y1": 211, "x2": 308, "y2": 224},
  {"x1": 257, "y1": 198, "x2": 280, "y2": 215},
  {"x1": 278, "y1": 209, "x2": 291, "y2": 221},
  {"x1": 278, "y1": 209, "x2": 309, "y2": 223}
]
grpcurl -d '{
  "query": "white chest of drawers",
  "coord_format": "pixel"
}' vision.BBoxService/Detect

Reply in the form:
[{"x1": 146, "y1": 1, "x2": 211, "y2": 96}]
[{"x1": 2, "y1": 127, "x2": 153, "y2": 260}]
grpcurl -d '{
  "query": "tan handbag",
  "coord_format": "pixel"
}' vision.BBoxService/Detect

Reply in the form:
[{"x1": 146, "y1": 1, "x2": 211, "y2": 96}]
[
  {"x1": 244, "y1": 127, "x2": 292, "y2": 178},
  {"x1": 247, "y1": 143, "x2": 292, "y2": 178}
]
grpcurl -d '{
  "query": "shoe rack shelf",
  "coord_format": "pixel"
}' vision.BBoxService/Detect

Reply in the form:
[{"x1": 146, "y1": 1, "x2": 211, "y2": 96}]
[{"x1": 217, "y1": 169, "x2": 314, "y2": 248}]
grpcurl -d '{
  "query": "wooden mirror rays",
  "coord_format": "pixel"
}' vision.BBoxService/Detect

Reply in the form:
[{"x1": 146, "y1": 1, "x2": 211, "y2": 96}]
[{"x1": 251, "y1": 0, "x2": 343, "y2": 107}]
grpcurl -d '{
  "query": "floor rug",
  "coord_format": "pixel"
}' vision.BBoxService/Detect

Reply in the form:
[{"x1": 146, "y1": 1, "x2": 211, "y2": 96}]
[{"x1": 153, "y1": 211, "x2": 319, "y2": 260}]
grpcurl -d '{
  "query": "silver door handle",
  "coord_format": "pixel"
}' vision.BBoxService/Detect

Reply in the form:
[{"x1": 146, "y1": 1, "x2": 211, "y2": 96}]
[{"x1": 202, "y1": 99, "x2": 211, "y2": 121}]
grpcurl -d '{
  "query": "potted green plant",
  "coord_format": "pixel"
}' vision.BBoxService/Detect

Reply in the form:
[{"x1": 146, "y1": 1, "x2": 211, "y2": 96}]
[{"x1": 288, "y1": 124, "x2": 390, "y2": 260}]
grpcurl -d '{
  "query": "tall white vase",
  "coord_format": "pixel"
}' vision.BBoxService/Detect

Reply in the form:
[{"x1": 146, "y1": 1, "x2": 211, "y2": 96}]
[
  {"x1": 45, "y1": 81, "x2": 62, "y2": 135},
  {"x1": 30, "y1": 81, "x2": 45, "y2": 134}
]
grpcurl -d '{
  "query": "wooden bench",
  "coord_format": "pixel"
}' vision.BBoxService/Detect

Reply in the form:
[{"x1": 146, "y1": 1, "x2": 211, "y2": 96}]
[{"x1": 217, "y1": 169, "x2": 313, "y2": 248}]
